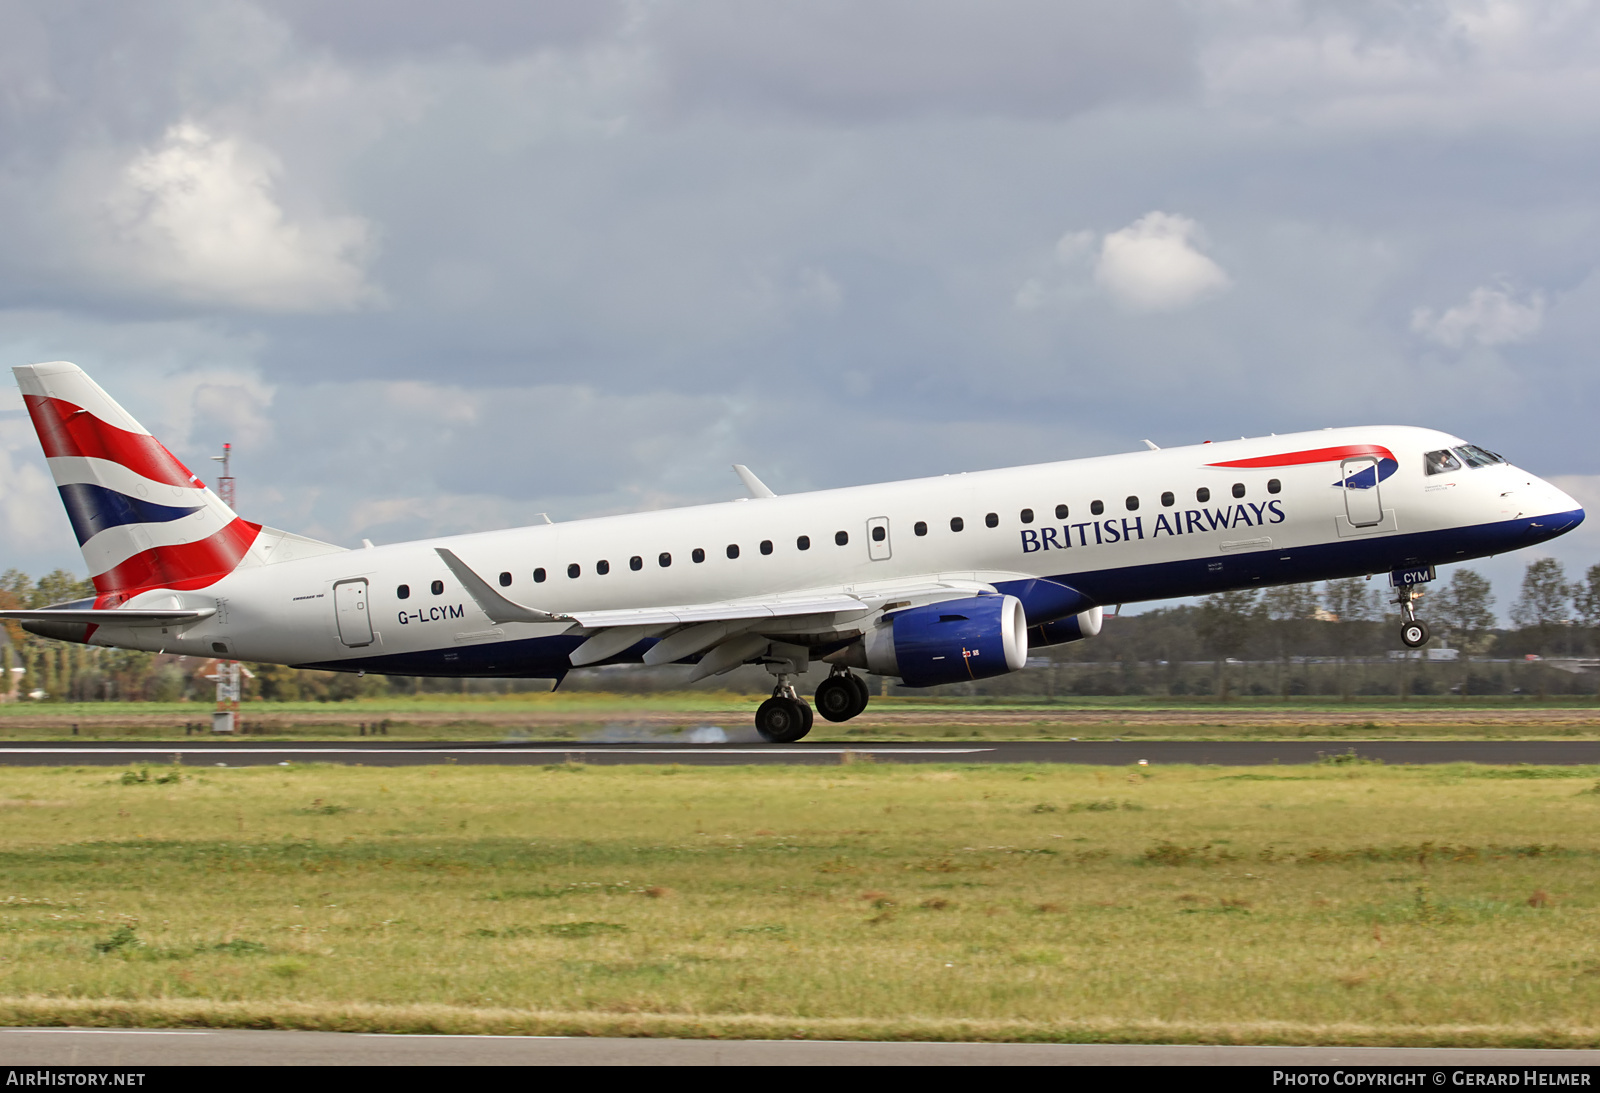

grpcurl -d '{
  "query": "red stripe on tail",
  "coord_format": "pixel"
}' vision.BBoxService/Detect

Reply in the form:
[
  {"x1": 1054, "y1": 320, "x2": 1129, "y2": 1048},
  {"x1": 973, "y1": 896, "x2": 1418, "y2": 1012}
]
[
  {"x1": 91, "y1": 518, "x2": 261, "y2": 599},
  {"x1": 1206, "y1": 444, "x2": 1396, "y2": 469},
  {"x1": 25, "y1": 395, "x2": 204, "y2": 490}
]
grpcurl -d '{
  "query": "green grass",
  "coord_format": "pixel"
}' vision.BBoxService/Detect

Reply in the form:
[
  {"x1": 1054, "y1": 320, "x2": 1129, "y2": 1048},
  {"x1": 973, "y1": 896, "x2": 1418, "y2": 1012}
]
[{"x1": 0, "y1": 761, "x2": 1596, "y2": 1044}]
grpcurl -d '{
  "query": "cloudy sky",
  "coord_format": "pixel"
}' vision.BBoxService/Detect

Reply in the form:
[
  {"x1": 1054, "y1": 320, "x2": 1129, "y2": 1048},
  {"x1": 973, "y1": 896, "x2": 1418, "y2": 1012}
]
[{"x1": 2, "y1": 0, "x2": 1598, "y2": 616}]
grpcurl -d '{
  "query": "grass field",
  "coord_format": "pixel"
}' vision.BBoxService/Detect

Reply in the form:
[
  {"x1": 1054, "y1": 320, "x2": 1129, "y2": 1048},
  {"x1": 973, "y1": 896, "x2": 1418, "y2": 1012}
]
[
  {"x1": 3, "y1": 691, "x2": 1600, "y2": 741},
  {"x1": 0, "y1": 758, "x2": 1597, "y2": 1044}
]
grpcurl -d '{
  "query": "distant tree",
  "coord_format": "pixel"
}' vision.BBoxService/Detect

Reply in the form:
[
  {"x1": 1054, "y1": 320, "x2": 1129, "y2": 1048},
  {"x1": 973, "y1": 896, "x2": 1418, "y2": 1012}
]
[
  {"x1": 1323, "y1": 577, "x2": 1381, "y2": 623},
  {"x1": 1433, "y1": 569, "x2": 1496, "y2": 644},
  {"x1": 1573, "y1": 563, "x2": 1600, "y2": 630},
  {"x1": 1195, "y1": 590, "x2": 1261, "y2": 661},
  {"x1": 1510, "y1": 558, "x2": 1571, "y2": 629},
  {"x1": 1260, "y1": 582, "x2": 1320, "y2": 621}
]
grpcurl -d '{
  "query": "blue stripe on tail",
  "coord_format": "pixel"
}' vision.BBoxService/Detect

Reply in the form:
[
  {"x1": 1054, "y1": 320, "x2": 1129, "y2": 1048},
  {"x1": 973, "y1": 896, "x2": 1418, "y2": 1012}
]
[{"x1": 57, "y1": 482, "x2": 202, "y2": 545}]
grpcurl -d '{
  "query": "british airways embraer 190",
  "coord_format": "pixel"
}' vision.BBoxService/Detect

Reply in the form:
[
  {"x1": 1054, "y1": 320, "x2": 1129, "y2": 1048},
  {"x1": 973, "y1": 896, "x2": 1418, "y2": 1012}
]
[{"x1": 1, "y1": 361, "x2": 1585, "y2": 741}]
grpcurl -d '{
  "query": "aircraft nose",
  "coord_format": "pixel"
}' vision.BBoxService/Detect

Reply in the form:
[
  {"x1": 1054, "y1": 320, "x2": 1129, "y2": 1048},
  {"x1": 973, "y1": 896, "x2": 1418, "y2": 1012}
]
[{"x1": 1533, "y1": 476, "x2": 1584, "y2": 533}]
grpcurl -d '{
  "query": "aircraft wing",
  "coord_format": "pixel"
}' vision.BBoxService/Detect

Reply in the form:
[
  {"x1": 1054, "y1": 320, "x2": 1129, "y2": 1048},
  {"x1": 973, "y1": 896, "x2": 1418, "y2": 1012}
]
[{"x1": 437, "y1": 546, "x2": 1009, "y2": 628}]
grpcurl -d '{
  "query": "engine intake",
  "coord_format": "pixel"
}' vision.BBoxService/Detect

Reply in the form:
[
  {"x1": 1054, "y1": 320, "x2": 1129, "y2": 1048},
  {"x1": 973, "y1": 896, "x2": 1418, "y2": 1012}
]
[{"x1": 834, "y1": 594, "x2": 1029, "y2": 688}]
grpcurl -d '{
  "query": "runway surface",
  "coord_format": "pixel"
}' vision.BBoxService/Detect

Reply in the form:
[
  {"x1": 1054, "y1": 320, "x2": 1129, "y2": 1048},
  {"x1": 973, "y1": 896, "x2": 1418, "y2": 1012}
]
[
  {"x1": 0, "y1": 739, "x2": 1596, "y2": 766},
  {"x1": 1, "y1": 1028, "x2": 1597, "y2": 1066}
]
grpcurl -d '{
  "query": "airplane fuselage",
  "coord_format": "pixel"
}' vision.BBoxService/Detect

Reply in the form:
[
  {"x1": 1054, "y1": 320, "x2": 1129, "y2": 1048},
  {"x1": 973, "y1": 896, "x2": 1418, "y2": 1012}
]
[{"x1": 74, "y1": 424, "x2": 1582, "y2": 679}]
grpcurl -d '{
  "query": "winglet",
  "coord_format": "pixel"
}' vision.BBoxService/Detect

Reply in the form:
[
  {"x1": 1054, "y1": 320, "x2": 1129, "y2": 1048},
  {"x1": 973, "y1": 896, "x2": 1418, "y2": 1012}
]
[
  {"x1": 434, "y1": 548, "x2": 566, "y2": 625},
  {"x1": 732, "y1": 464, "x2": 777, "y2": 499}
]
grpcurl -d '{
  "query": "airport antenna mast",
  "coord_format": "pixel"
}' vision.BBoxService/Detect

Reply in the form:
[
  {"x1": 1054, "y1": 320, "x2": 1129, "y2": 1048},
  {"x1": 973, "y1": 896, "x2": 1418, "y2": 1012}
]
[{"x1": 211, "y1": 443, "x2": 236, "y2": 511}]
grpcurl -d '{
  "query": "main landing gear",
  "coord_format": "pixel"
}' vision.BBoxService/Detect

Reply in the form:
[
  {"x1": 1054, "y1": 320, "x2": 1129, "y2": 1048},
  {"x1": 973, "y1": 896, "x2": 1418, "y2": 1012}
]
[
  {"x1": 753, "y1": 669, "x2": 872, "y2": 743},
  {"x1": 814, "y1": 669, "x2": 871, "y2": 723},
  {"x1": 755, "y1": 679, "x2": 814, "y2": 743},
  {"x1": 1395, "y1": 583, "x2": 1430, "y2": 649}
]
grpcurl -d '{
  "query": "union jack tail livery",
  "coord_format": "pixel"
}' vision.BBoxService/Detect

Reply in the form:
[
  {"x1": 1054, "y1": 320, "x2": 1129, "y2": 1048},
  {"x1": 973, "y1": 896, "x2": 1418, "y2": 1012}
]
[{"x1": 15, "y1": 361, "x2": 262, "y2": 606}]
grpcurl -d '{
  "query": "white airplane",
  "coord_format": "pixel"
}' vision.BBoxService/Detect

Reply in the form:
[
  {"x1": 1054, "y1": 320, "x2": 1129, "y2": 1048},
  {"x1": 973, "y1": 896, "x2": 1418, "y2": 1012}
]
[{"x1": 1, "y1": 361, "x2": 1584, "y2": 741}]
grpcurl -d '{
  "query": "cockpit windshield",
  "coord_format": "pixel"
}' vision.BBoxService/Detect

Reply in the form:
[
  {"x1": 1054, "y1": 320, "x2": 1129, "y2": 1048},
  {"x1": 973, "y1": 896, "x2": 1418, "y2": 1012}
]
[
  {"x1": 1454, "y1": 445, "x2": 1506, "y2": 468},
  {"x1": 1424, "y1": 449, "x2": 1462, "y2": 475}
]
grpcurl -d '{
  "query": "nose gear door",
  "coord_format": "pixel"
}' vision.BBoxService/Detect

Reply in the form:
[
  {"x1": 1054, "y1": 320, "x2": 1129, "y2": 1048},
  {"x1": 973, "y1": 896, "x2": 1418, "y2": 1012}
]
[{"x1": 334, "y1": 579, "x2": 373, "y2": 647}]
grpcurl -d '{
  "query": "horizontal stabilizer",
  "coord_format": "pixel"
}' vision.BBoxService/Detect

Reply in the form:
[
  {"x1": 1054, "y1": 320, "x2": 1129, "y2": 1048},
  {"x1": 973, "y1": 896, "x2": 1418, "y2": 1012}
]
[{"x1": 0, "y1": 607, "x2": 215, "y2": 627}]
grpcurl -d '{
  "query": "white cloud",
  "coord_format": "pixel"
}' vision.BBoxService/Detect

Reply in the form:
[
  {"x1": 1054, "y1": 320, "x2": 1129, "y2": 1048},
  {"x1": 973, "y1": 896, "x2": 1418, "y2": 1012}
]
[
  {"x1": 1411, "y1": 285, "x2": 1544, "y2": 348},
  {"x1": 0, "y1": 418, "x2": 69, "y2": 556},
  {"x1": 99, "y1": 123, "x2": 379, "y2": 313},
  {"x1": 1094, "y1": 211, "x2": 1231, "y2": 312}
]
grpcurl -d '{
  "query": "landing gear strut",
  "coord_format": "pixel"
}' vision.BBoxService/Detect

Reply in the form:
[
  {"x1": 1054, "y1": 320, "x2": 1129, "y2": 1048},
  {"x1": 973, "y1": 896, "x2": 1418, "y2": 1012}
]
[
  {"x1": 815, "y1": 669, "x2": 871, "y2": 723},
  {"x1": 755, "y1": 677, "x2": 813, "y2": 743},
  {"x1": 1395, "y1": 583, "x2": 1430, "y2": 649}
]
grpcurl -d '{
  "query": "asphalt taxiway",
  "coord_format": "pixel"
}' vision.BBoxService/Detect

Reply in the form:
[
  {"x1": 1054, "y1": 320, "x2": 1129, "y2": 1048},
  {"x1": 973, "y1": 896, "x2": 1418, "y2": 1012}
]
[
  {"x1": 1, "y1": 1028, "x2": 1598, "y2": 1066},
  {"x1": 0, "y1": 739, "x2": 1595, "y2": 766}
]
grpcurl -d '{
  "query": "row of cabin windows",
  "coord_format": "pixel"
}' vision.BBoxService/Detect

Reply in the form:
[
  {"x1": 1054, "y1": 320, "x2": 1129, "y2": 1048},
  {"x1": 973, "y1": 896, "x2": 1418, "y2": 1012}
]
[
  {"x1": 914, "y1": 479, "x2": 1283, "y2": 536},
  {"x1": 465, "y1": 530, "x2": 862, "y2": 586},
  {"x1": 392, "y1": 478, "x2": 1286, "y2": 595}
]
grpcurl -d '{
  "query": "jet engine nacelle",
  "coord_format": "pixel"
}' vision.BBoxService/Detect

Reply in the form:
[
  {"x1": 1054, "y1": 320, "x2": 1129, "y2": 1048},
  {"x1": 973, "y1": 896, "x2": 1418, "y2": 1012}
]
[
  {"x1": 839, "y1": 594, "x2": 1029, "y2": 687},
  {"x1": 1028, "y1": 606, "x2": 1103, "y2": 648}
]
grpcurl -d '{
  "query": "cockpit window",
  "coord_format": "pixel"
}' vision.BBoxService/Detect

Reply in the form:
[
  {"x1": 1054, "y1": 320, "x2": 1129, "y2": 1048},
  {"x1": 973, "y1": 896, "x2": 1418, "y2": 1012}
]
[
  {"x1": 1454, "y1": 445, "x2": 1506, "y2": 468},
  {"x1": 1424, "y1": 449, "x2": 1463, "y2": 475}
]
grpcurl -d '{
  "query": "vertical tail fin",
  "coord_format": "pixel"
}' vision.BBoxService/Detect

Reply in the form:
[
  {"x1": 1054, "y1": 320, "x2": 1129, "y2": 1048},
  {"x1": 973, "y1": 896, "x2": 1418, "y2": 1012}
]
[{"x1": 14, "y1": 361, "x2": 262, "y2": 605}]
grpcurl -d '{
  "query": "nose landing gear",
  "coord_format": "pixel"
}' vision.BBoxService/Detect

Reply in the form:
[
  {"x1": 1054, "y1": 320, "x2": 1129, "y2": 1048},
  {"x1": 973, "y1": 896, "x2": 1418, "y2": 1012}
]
[{"x1": 1395, "y1": 583, "x2": 1430, "y2": 649}]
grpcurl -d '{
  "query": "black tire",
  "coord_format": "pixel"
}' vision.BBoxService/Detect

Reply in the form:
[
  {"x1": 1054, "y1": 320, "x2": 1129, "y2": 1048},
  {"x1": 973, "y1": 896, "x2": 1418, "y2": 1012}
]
[
  {"x1": 815, "y1": 677, "x2": 859, "y2": 723},
  {"x1": 1401, "y1": 620, "x2": 1429, "y2": 649},
  {"x1": 756, "y1": 697, "x2": 811, "y2": 743},
  {"x1": 847, "y1": 672, "x2": 872, "y2": 712}
]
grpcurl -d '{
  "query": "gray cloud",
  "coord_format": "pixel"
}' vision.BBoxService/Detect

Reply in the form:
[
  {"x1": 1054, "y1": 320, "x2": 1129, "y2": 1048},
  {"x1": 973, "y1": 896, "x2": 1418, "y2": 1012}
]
[{"x1": 1, "y1": 0, "x2": 1599, "y2": 614}]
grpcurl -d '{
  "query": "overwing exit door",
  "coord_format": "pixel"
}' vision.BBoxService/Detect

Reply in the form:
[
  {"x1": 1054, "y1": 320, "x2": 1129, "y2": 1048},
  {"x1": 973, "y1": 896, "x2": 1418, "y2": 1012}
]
[
  {"x1": 1340, "y1": 457, "x2": 1383, "y2": 527},
  {"x1": 867, "y1": 517, "x2": 892, "y2": 561},
  {"x1": 334, "y1": 579, "x2": 373, "y2": 647}
]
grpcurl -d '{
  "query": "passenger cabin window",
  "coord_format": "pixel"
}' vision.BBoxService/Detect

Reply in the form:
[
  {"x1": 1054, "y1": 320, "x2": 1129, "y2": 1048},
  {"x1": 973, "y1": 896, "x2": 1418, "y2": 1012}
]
[
  {"x1": 659, "y1": 552, "x2": 672, "y2": 567},
  {"x1": 1020, "y1": 508, "x2": 1034, "y2": 524},
  {"x1": 431, "y1": 580, "x2": 444, "y2": 595},
  {"x1": 1055, "y1": 504, "x2": 1068, "y2": 519},
  {"x1": 871, "y1": 526, "x2": 886, "y2": 542},
  {"x1": 1090, "y1": 500, "x2": 1104, "y2": 516},
  {"x1": 631, "y1": 556, "x2": 644, "y2": 570},
  {"x1": 1161, "y1": 492, "x2": 1175, "y2": 507},
  {"x1": 797, "y1": 535, "x2": 811, "y2": 550},
  {"x1": 534, "y1": 568, "x2": 547, "y2": 583},
  {"x1": 985, "y1": 512, "x2": 999, "y2": 528},
  {"x1": 760, "y1": 540, "x2": 773, "y2": 555},
  {"x1": 913, "y1": 522, "x2": 927, "y2": 537},
  {"x1": 1196, "y1": 487, "x2": 1211, "y2": 503},
  {"x1": 726, "y1": 544, "x2": 740, "y2": 559},
  {"x1": 498, "y1": 571, "x2": 512, "y2": 587},
  {"x1": 950, "y1": 517, "x2": 964, "y2": 532},
  {"x1": 692, "y1": 548, "x2": 705, "y2": 563},
  {"x1": 835, "y1": 530, "x2": 849, "y2": 546},
  {"x1": 567, "y1": 564, "x2": 580, "y2": 579},
  {"x1": 1267, "y1": 478, "x2": 1281, "y2": 494},
  {"x1": 1125, "y1": 496, "x2": 1139, "y2": 511},
  {"x1": 397, "y1": 584, "x2": 410, "y2": 600},
  {"x1": 1232, "y1": 483, "x2": 1246, "y2": 498},
  {"x1": 596, "y1": 560, "x2": 610, "y2": 575}
]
